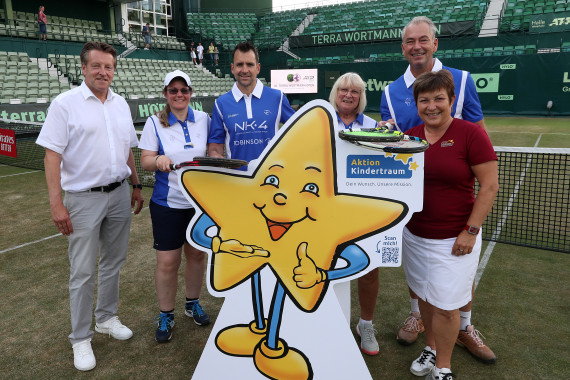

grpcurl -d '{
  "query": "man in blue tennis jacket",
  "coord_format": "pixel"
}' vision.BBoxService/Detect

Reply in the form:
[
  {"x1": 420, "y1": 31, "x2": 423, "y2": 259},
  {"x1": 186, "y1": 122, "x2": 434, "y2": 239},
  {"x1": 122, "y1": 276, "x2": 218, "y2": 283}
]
[
  {"x1": 380, "y1": 17, "x2": 486, "y2": 133},
  {"x1": 369, "y1": 16, "x2": 494, "y2": 366},
  {"x1": 207, "y1": 41, "x2": 294, "y2": 165}
]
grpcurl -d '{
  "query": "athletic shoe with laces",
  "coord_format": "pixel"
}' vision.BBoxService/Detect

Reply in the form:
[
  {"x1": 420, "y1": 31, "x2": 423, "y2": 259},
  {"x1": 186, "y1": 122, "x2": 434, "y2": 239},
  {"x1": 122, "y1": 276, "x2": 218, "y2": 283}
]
[
  {"x1": 95, "y1": 316, "x2": 133, "y2": 340},
  {"x1": 356, "y1": 321, "x2": 379, "y2": 355},
  {"x1": 185, "y1": 301, "x2": 210, "y2": 326},
  {"x1": 426, "y1": 367, "x2": 455, "y2": 380},
  {"x1": 72, "y1": 338, "x2": 96, "y2": 371},
  {"x1": 154, "y1": 313, "x2": 175, "y2": 343},
  {"x1": 410, "y1": 346, "x2": 436, "y2": 376},
  {"x1": 397, "y1": 313, "x2": 424, "y2": 345},
  {"x1": 456, "y1": 325, "x2": 497, "y2": 364}
]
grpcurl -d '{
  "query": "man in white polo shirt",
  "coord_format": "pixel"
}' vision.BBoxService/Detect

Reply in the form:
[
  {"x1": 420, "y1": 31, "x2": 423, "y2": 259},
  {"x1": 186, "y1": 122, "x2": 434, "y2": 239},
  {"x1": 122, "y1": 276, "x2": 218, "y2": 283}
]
[{"x1": 36, "y1": 41, "x2": 144, "y2": 372}]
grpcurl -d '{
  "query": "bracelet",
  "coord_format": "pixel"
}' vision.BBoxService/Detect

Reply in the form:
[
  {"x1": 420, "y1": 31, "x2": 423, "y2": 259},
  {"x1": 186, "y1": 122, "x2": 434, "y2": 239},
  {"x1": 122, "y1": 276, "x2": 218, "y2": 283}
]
[
  {"x1": 132, "y1": 184, "x2": 143, "y2": 190},
  {"x1": 155, "y1": 155, "x2": 161, "y2": 170}
]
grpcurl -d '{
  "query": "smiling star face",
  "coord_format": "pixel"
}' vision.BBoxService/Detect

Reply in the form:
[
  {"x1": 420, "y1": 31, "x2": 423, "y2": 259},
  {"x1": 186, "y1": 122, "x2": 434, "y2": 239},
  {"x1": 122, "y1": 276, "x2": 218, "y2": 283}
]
[{"x1": 182, "y1": 105, "x2": 406, "y2": 311}]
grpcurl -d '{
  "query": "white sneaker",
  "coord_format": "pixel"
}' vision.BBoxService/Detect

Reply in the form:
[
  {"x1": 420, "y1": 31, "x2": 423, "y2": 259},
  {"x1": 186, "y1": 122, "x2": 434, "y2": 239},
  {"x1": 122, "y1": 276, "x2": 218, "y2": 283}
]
[
  {"x1": 426, "y1": 367, "x2": 455, "y2": 380},
  {"x1": 410, "y1": 346, "x2": 436, "y2": 376},
  {"x1": 356, "y1": 320, "x2": 379, "y2": 355},
  {"x1": 72, "y1": 338, "x2": 96, "y2": 371},
  {"x1": 95, "y1": 316, "x2": 133, "y2": 340}
]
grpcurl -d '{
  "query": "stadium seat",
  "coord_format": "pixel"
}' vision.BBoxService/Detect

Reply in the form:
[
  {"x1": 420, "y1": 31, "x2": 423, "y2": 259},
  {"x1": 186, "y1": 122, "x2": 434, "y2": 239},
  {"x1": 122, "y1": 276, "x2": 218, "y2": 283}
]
[
  {"x1": 524, "y1": 44, "x2": 537, "y2": 54},
  {"x1": 503, "y1": 46, "x2": 516, "y2": 55},
  {"x1": 514, "y1": 45, "x2": 525, "y2": 54},
  {"x1": 492, "y1": 46, "x2": 504, "y2": 56}
]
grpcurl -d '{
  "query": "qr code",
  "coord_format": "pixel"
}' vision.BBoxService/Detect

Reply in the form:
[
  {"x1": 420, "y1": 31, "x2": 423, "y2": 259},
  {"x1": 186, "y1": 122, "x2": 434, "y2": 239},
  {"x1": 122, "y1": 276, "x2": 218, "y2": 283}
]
[{"x1": 381, "y1": 247, "x2": 399, "y2": 264}]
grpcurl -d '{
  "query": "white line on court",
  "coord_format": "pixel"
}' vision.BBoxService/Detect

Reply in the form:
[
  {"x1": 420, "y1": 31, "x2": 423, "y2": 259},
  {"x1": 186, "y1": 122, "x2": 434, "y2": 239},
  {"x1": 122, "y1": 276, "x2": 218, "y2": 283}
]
[
  {"x1": 0, "y1": 233, "x2": 63, "y2": 254},
  {"x1": 0, "y1": 170, "x2": 41, "y2": 178},
  {"x1": 489, "y1": 131, "x2": 569, "y2": 135},
  {"x1": 475, "y1": 134, "x2": 543, "y2": 289},
  {"x1": 0, "y1": 206, "x2": 150, "y2": 255}
]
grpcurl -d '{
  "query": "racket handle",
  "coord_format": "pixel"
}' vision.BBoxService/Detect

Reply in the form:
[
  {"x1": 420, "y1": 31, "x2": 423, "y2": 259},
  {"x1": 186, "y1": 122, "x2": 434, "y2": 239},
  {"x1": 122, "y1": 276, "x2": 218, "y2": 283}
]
[{"x1": 169, "y1": 163, "x2": 178, "y2": 170}]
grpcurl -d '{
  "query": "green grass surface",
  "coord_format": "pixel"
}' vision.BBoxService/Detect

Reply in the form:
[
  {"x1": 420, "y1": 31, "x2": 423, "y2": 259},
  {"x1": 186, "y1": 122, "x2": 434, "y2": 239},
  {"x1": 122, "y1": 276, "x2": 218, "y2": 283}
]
[{"x1": 0, "y1": 117, "x2": 568, "y2": 379}]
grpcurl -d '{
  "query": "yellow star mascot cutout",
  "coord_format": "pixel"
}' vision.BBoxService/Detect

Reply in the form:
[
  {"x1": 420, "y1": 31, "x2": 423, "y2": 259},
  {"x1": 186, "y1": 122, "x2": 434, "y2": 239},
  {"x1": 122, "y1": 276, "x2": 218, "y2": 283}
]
[{"x1": 182, "y1": 102, "x2": 407, "y2": 379}]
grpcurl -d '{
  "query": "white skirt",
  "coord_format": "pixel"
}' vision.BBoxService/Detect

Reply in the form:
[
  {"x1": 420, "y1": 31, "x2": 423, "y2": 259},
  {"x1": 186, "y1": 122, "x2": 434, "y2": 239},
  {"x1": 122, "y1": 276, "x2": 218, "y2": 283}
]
[{"x1": 402, "y1": 226, "x2": 482, "y2": 310}]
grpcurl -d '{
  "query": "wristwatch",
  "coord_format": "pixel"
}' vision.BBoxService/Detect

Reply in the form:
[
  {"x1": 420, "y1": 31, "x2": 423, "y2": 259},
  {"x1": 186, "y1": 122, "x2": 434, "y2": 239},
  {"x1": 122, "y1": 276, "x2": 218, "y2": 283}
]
[
  {"x1": 132, "y1": 184, "x2": 143, "y2": 190},
  {"x1": 464, "y1": 225, "x2": 480, "y2": 235}
]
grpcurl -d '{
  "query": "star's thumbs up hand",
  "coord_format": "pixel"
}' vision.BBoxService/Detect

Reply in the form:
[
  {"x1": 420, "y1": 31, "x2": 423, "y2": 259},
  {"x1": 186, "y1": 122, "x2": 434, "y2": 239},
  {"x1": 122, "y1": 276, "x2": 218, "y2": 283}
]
[{"x1": 293, "y1": 242, "x2": 327, "y2": 288}]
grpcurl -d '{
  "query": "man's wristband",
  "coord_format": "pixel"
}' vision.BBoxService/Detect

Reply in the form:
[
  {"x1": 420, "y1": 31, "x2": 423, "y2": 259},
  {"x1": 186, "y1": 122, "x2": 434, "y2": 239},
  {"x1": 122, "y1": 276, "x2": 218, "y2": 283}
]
[{"x1": 132, "y1": 184, "x2": 143, "y2": 190}]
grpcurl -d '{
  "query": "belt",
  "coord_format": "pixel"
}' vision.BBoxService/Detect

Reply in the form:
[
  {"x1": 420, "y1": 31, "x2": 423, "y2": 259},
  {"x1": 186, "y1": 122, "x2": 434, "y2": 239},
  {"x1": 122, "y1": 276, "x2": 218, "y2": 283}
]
[{"x1": 89, "y1": 179, "x2": 125, "y2": 193}]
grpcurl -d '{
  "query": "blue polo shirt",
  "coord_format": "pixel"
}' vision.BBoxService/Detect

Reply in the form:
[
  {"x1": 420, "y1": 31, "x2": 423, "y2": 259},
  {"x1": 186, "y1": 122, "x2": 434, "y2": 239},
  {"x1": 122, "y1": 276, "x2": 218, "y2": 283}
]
[
  {"x1": 208, "y1": 80, "x2": 294, "y2": 165},
  {"x1": 380, "y1": 59, "x2": 484, "y2": 132},
  {"x1": 138, "y1": 107, "x2": 210, "y2": 208},
  {"x1": 336, "y1": 112, "x2": 378, "y2": 129}
]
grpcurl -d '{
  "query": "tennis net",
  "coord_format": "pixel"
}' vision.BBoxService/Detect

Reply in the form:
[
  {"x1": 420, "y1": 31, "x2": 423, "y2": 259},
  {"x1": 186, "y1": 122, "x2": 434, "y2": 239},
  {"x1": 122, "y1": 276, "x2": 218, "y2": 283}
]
[
  {"x1": 0, "y1": 118, "x2": 568, "y2": 253},
  {"x1": 480, "y1": 147, "x2": 569, "y2": 253}
]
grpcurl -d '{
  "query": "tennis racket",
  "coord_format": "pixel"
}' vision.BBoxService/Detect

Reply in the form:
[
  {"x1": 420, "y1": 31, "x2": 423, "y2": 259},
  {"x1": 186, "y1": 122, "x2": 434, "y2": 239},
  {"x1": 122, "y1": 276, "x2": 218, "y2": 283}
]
[
  {"x1": 351, "y1": 135, "x2": 429, "y2": 153},
  {"x1": 338, "y1": 126, "x2": 404, "y2": 142},
  {"x1": 169, "y1": 156, "x2": 248, "y2": 170}
]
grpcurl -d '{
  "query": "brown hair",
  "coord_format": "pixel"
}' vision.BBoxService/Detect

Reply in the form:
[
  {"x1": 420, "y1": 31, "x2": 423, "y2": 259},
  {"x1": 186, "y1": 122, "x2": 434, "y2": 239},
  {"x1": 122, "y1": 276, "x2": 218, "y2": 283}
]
[
  {"x1": 232, "y1": 41, "x2": 259, "y2": 63},
  {"x1": 157, "y1": 78, "x2": 192, "y2": 127},
  {"x1": 413, "y1": 70, "x2": 455, "y2": 105},
  {"x1": 80, "y1": 41, "x2": 117, "y2": 69}
]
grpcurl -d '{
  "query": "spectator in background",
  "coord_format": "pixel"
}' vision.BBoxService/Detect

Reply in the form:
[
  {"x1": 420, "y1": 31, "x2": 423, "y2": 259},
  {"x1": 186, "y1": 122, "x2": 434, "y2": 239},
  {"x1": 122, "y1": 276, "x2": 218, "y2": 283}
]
[
  {"x1": 142, "y1": 23, "x2": 151, "y2": 50},
  {"x1": 36, "y1": 41, "x2": 144, "y2": 372},
  {"x1": 208, "y1": 42, "x2": 215, "y2": 63},
  {"x1": 38, "y1": 5, "x2": 47, "y2": 41},
  {"x1": 213, "y1": 46, "x2": 219, "y2": 65},
  {"x1": 190, "y1": 47, "x2": 197, "y2": 65},
  {"x1": 196, "y1": 42, "x2": 204, "y2": 65},
  {"x1": 377, "y1": 16, "x2": 496, "y2": 366},
  {"x1": 139, "y1": 70, "x2": 211, "y2": 343}
]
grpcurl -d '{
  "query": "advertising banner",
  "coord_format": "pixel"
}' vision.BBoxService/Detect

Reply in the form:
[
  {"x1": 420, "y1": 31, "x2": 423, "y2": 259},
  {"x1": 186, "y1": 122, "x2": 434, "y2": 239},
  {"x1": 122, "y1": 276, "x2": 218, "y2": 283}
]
[
  {"x1": 0, "y1": 96, "x2": 217, "y2": 126},
  {"x1": 289, "y1": 21, "x2": 476, "y2": 48},
  {"x1": 529, "y1": 12, "x2": 570, "y2": 33},
  {"x1": 289, "y1": 52, "x2": 570, "y2": 116},
  {"x1": 0, "y1": 128, "x2": 17, "y2": 158},
  {"x1": 270, "y1": 69, "x2": 318, "y2": 93}
]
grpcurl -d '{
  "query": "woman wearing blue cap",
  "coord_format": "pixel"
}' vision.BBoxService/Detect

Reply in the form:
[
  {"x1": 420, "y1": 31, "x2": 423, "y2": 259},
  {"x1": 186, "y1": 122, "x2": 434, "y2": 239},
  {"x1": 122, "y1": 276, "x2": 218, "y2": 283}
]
[{"x1": 138, "y1": 70, "x2": 211, "y2": 342}]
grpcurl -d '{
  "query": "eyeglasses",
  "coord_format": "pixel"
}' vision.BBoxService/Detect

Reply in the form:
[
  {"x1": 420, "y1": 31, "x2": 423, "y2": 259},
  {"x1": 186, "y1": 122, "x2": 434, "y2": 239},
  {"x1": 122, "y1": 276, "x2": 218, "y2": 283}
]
[
  {"x1": 167, "y1": 88, "x2": 191, "y2": 95},
  {"x1": 339, "y1": 88, "x2": 361, "y2": 96}
]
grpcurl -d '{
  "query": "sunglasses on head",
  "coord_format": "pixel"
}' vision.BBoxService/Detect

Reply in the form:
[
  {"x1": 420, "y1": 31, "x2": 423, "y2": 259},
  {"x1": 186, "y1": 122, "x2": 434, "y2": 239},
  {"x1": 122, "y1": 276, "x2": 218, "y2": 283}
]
[{"x1": 167, "y1": 88, "x2": 191, "y2": 95}]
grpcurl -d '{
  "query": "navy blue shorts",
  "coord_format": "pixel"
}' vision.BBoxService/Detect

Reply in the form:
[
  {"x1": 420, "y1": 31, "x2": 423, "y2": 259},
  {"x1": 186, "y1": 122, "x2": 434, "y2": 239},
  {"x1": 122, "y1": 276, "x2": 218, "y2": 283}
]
[
  {"x1": 149, "y1": 200, "x2": 196, "y2": 251},
  {"x1": 39, "y1": 22, "x2": 46, "y2": 34}
]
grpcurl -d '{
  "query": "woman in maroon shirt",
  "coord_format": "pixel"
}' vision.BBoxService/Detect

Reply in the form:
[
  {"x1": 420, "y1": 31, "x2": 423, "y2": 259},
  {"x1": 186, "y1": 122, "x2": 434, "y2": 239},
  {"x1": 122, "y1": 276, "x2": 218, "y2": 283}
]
[{"x1": 403, "y1": 70, "x2": 498, "y2": 380}]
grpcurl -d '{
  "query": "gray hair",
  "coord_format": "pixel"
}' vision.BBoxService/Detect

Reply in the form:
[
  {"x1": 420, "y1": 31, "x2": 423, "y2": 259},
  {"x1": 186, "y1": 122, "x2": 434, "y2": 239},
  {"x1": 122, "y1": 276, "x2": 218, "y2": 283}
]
[
  {"x1": 402, "y1": 16, "x2": 437, "y2": 42},
  {"x1": 329, "y1": 72, "x2": 367, "y2": 115}
]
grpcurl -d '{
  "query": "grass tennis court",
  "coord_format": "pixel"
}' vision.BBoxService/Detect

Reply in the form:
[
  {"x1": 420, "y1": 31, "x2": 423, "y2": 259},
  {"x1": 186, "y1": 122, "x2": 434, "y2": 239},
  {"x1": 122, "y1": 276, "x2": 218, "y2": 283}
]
[{"x1": 0, "y1": 117, "x2": 568, "y2": 379}]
